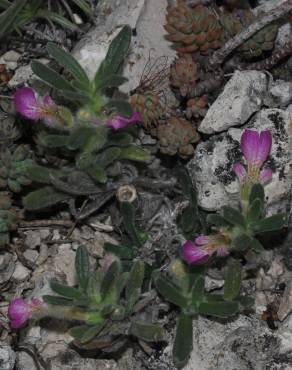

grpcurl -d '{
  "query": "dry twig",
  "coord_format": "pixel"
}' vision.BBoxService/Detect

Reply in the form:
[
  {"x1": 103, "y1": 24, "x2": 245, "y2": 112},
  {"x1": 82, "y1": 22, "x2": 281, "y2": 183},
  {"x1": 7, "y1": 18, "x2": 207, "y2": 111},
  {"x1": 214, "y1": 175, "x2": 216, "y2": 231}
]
[{"x1": 209, "y1": 0, "x2": 292, "y2": 67}]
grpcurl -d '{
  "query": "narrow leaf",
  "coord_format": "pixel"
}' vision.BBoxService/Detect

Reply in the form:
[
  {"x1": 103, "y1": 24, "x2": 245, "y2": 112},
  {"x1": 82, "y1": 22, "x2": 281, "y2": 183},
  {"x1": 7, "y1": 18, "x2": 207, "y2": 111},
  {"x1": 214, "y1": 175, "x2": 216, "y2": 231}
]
[
  {"x1": 232, "y1": 233, "x2": 253, "y2": 252},
  {"x1": 224, "y1": 259, "x2": 242, "y2": 301},
  {"x1": 207, "y1": 213, "x2": 231, "y2": 227},
  {"x1": 50, "y1": 281, "x2": 84, "y2": 299},
  {"x1": 249, "y1": 238, "x2": 265, "y2": 253},
  {"x1": 104, "y1": 243, "x2": 134, "y2": 259},
  {"x1": 190, "y1": 275, "x2": 205, "y2": 305},
  {"x1": 173, "y1": 313, "x2": 193, "y2": 369},
  {"x1": 154, "y1": 275, "x2": 188, "y2": 308},
  {"x1": 247, "y1": 198, "x2": 263, "y2": 223},
  {"x1": 126, "y1": 261, "x2": 144, "y2": 301},
  {"x1": 81, "y1": 322, "x2": 105, "y2": 343},
  {"x1": 198, "y1": 301, "x2": 239, "y2": 317},
  {"x1": 47, "y1": 42, "x2": 89, "y2": 86},
  {"x1": 249, "y1": 183, "x2": 264, "y2": 205},
  {"x1": 119, "y1": 146, "x2": 150, "y2": 162},
  {"x1": 130, "y1": 321, "x2": 164, "y2": 342},
  {"x1": 75, "y1": 246, "x2": 90, "y2": 291},
  {"x1": 42, "y1": 295, "x2": 74, "y2": 306},
  {"x1": 222, "y1": 206, "x2": 246, "y2": 227},
  {"x1": 32, "y1": 61, "x2": 75, "y2": 91},
  {"x1": 251, "y1": 214, "x2": 287, "y2": 234},
  {"x1": 22, "y1": 187, "x2": 70, "y2": 210},
  {"x1": 0, "y1": 0, "x2": 28, "y2": 39},
  {"x1": 100, "y1": 261, "x2": 121, "y2": 298}
]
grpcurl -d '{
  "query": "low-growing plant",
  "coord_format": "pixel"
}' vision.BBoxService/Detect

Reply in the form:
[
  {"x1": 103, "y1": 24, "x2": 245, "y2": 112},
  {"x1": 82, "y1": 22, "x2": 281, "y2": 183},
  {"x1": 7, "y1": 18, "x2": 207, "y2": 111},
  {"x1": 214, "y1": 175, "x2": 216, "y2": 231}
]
[
  {"x1": 8, "y1": 246, "x2": 164, "y2": 349},
  {"x1": 12, "y1": 27, "x2": 150, "y2": 212}
]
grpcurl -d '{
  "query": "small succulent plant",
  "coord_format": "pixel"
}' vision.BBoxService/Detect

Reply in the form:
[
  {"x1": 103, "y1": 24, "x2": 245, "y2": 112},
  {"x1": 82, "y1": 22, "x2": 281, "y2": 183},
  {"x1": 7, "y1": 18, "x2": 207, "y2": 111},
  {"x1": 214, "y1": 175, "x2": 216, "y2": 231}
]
[
  {"x1": 130, "y1": 91, "x2": 165, "y2": 130},
  {"x1": 170, "y1": 55, "x2": 199, "y2": 97},
  {"x1": 165, "y1": 2, "x2": 224, "y2": 54},
  {"x1": 9, "y1": 246, "x2": 164, "y2": 349},
  {"x1": 155, "y1": 117, "x2": 200, "y2": 159},
  {"x1": 0, "y1": 145, "x2": 33, "y2": 193},
  {"x1": 221, "y1": 9, "x2": 279, "y2": 59}
]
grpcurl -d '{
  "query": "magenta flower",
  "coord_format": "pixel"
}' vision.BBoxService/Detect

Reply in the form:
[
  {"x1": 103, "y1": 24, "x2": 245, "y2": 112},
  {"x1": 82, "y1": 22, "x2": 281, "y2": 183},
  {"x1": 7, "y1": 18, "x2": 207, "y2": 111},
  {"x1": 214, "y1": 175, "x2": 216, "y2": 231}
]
[
  {"x1": 14, "y1": 87, "x2": 55, "y2": 122},
  {"x1": 8, "y1": 298, "x2": 47, "y2": 329},
  {"x1": 233, "y1": 130, "x2": 272, "y2": 186},
  {"x1": 14, "y1": 87, "x2": 73, "y2": 127},
  {"x1": 106, "y1": 112, "x2": 142, "y2": 130},
  {"x1": 182, "y1": 234, "x2": 230, "y2": 265}
]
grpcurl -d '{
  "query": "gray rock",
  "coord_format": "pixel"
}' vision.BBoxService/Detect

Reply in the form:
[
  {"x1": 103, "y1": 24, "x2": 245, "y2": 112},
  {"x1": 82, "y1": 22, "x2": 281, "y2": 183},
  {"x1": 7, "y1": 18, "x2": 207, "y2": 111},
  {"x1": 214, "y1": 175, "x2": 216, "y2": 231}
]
[
  {"x1": 0, "y1": 50, "x2": 21, "y2": 70},
  {"x1": 12, "y1": 262, "x2": 30, "y2": 282},
  {"x1": 24, "y1": 230, "x2": 41, "y2": 249},
  {"x1": 0, "y1": 345, "x2": 16, "y2": 370},
  {"x1": 264, "y1": 80, "x2": 292, "y2": 108},
  {"x1": 23, "y1": 249, "x2": 39, "y2": 264},
  {"x1": 186, "y1": 315, "x2": 281, "y2": 370},
  {"x1": 73, "y1": 0, "x2": 176, "y2": 93},
  {"x1": 277, "y1": 314, "x2": 292, "y2": 355},
  {"x1": 198, "y1": 70, "x2": 268, "y2": 134},
  {"x1": 188, "y1": 108, "x2": 292, "y2": 214},
  {"x1": 278, "y1": 277, "x2": 292, "y2": 321},
  {"x1": 0, "y1": 252, "x2": 15, "y2": 284}
]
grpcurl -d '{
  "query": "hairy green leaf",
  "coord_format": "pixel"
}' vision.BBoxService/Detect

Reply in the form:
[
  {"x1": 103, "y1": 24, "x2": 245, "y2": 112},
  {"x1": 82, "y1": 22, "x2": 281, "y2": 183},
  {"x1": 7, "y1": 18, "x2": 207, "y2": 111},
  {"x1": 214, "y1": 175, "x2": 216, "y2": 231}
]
[
  {"x1": 50, "y1": 281, "x2": 84, "y2": 299},
  {"x1": 22, "y1": 186, "x2": 70, "y2": 210},
  {"x1": 130, "y1": 321, "x2": 164, "y2": 342},
  {"x1": 155, "y1": 275, "x2": 188, "y2": 308},
  {"x1": 173, "y1": 313, "x2": 193, "y2": 369},
  {"x1": 224, "y1": 259, "x2": 242, "y2": 301},
  {"x1": 222, "y1": 206, "x2": 246, "y2": 227},
  {"x1": 198, "y1": 300, "x2": 239, "y2": 317},
  {"x1": 47, "y1": 42, "x2": 89, "y2": 86},
  {"x1": 75, "y1": 246, "x2": 90, "y2": 291},
  {"x1": 251, "y1": 214, "x2": 287, "y2": 234}
]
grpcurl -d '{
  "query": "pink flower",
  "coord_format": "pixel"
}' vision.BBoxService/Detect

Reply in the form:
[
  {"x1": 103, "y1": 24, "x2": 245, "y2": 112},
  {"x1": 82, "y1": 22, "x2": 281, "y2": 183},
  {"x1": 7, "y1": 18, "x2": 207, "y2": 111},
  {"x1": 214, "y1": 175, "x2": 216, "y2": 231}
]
[
  {"x1": 106, "y1": 112, "x2": 142, "y2": 130},
  {"x1": 233, "y1": 130, "x2": 273, "y2": 186},
  {"x1": 182, "y1": 234, "x2": 230, "y2": 265},
  {"x1": 14, "y1": 87, "x2": 56, "y2": 122},
  {"x1": 8, "y1": 298, "x2": 47, "y2": 329}
]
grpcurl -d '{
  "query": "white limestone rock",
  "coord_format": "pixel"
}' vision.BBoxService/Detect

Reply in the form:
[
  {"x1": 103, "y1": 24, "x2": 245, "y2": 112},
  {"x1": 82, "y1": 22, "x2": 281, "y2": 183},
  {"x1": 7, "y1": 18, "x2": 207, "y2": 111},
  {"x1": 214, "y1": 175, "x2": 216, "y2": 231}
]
[
  {"x1": 185, "y1": 315, "x2": 282, "y2": 370},
  {"x1": 0, "y1": 345, "x2": 16, "y2": 370},
  {"x1": 188, "y1": 108, "x2": 292, "y2": 215},
  {"x1": 198, "y1": 70, "x2": 268, "y2": 134},
  {"x1": 72, "y1": 0, "x2": 176, "y2": 93},
  {"x1": 264, "y1": 80, "x2": 292, "y2": 108}
]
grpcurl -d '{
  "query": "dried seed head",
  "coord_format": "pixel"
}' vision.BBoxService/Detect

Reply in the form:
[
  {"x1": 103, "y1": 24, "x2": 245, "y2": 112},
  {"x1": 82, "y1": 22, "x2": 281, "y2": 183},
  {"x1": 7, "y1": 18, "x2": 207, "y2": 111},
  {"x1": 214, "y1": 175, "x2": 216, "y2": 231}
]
[{"x1": 116, "y1": 185, "x2": 137, "y2": 203}]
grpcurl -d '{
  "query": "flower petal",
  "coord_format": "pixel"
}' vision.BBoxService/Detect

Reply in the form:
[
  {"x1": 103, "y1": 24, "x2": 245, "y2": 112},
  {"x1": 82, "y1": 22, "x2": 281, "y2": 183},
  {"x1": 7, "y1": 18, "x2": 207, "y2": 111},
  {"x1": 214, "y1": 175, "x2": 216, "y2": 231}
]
[
  {"x1": 195, "y1": 235, "x2": 209, "y2": 245},
  {"x1": 8, "y1": 298, "x2": 30, "y2": 329},
  {"x1": 107, "y1": 112, "x2": 142, "y2": 130},
  {"x1": 259, "y1": 168, "x2": 273, "y2": 184},
  {"x1": 182, "y1": 240, "x2": 209, "y2": 265},
  {"x1": 233, "y1": 163, "x2": 247, "y2": 182},
  {"x1": 216, "y1": 246, "x2": 229, "y2": 257},
  {"x1": 257, "y1": 130, "x2": 272, "y2": 165},
  {"x1": 240, "y1": 130, "x2": 259, "y2": 164},
  {"x1": 42, "y1": 95, "x2": 56, "y2": 107},
  {"x1": 14, "y1": 87, "x2": 40, "y2": 121}
]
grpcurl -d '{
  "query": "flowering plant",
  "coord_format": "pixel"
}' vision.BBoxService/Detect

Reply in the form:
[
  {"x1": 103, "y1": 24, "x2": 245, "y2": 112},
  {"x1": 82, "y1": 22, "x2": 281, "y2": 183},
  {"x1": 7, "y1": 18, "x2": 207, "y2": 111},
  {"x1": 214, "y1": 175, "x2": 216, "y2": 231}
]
[
  {"x1": 13, "y1": 27, "x2": 150, "y2": 213},
  {"x1": 8, "y1": 246, "x2": 164, "y2": 347},
  {"x1": 182, "y1": 129, "x2": 286, "y2": 266},
  {"x1": 154, "y1": 129, "x2": 286, "y2": 368}
]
